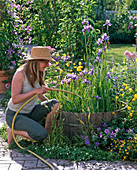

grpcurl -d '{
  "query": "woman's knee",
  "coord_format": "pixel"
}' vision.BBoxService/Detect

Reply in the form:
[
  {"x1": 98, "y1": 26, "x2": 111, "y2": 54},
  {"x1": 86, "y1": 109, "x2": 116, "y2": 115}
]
[{"x1": 29, "y1": 129, "x2": 48, "y2": 142}]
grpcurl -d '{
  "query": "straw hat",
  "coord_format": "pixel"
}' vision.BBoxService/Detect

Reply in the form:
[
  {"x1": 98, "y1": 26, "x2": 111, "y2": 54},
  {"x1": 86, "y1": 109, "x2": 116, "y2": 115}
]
[{"x1": 24, "y1": 46, "x2": 55, "y2": 62}]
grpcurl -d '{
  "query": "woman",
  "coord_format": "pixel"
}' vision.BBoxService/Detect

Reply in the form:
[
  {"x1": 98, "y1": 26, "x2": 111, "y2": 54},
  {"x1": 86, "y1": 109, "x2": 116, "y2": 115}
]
[{"x1": 6, "y1": 46, "x2": 60, "y2": 144}]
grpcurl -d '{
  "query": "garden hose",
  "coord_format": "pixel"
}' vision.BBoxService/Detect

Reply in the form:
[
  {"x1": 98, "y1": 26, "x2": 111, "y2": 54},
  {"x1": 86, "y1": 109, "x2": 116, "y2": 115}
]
[{"x1": 11, "y1": 88, "x2": 79, "y2": 170}]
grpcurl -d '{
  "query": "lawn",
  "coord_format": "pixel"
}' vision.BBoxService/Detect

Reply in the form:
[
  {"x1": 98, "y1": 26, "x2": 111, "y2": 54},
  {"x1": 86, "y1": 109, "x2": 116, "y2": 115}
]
[{"x1": 107, "y1": 44, "x2": 136, "y2": 63}]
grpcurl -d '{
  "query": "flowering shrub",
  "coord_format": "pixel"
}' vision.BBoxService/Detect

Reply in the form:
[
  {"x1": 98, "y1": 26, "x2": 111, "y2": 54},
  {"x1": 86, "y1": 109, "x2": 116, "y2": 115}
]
[
  {"x1": 45, "y1": 19, "x2": 129, "y2": 114},
  {"x1": 0, "y1": 0, "x2": 27, "y2": 71},
  {"x1": 109, "y1": 138, "x2": 137, "y2": 162},
  {"x1": 128, "y1": 14, "x2": 137, "y2": 30},
  {"x1": 80, "y1": 117, "x2": 137, "y2": 161}
]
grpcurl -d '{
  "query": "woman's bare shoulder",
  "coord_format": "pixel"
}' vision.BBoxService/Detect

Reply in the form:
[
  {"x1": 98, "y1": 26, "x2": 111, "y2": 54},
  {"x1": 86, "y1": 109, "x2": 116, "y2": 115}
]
[{"x1": 13, "y1": 69, "x2": 25, "y2": 81}]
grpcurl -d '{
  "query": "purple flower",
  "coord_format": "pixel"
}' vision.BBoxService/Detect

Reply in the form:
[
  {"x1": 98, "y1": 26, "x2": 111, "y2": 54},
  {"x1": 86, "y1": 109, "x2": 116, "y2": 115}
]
[
  {"x1": 101, "y1": 33, "x2": 109, "y2": 41},
  {"x1": 103, "y1": 46, "x2": 108, "y2": 51},
  {"x1": 114, "y1": 77, "x2": 118, "y2": 80},
  {"x1": 99, "y1": 133, "x2": 102, "y2": 138},
  {"x1": 84, "y1": 136, "x2": 90, "y2": 145},
  {"x1": 16, "y1": 4, "x2": 20, "y2": 10},
  {"x1": 95, "y1": 95, "x2": 101, "y2": 99},
  {"x1": 29, "y1": 37, "x2": 32, "y2": 44},
  {"x1": 11, "y1": 61, "x2": 16, "y2": 65},
  {"x1": 97, "y1": 127, "x2": 101, "y2": 131},
  {"x1": 61, "y1": 80, "x2": 65, "y2": 84},
  {"x1": 103, "y1": 19, "x2": 112, "y2": 27},
  {"x1": 10, "y1": 66, "x2": 14, "y2": 70},
  {"x1": 103, "y1": 122, "x2": 107, "y2": 127},
  {"x1": 66, "y1": 73, "x2": 80, "y2": 80},
  {"x1": 110, "y1": 131, "x2": 116, "y2": 138},
  {"x1": 104, "y1": 128, "x2": 110, "y2": 134},
  {"x1": 7, "y1": 48, "x2": 14, "y2": 55},
  {"x1": 108, "y1": 72, "x2": 112, "y2": 79},
  {"x1": 97, "y1": 38, "x2": 102, "y2": 45},
  {"x1": 97, "y1": 49, "x2": 102, "y2": 56},
  {"x1": 82, "y1": 19, "x2": 89, "y2": 25},
  {"x1": 115, "y1": 128, "x2": 119, "y2": 133},
  {"x1": 82, "y1": 79, "x2": 89, "y2": 84},
  {"x1": 81, "y1": 135, "x2": 84, "y2": 140},
  {"x1": 79, "y1": 69, "x2": 88, "y2": 76},
  {"x1": 88, "y1": 70, "x2": 93, "y2": 75},
  {"x1": 126, "y1": 128, "x2": 134, "y2": 133},
  {"x1": 95, "y1": 142, "x2": 99, "y2": 147}
]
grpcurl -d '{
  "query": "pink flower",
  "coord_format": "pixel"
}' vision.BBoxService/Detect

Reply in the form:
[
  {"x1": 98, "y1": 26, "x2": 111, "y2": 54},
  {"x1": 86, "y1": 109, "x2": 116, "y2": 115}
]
[
  {"x1": 124, "y1": 50, "x2": 137, "y2": 58},
  {"x1": 6, "y1": 82, "x2": 11, "y2": 89},
  {"x1": 124, "y1": 50, "x2": 131, "y2": 57},
  {"x1": 133, "y1": 15, "x2": 137, "y2": 20},
  {"x1": 46, "y1": 46, "x2": 55, "y2": 52}
]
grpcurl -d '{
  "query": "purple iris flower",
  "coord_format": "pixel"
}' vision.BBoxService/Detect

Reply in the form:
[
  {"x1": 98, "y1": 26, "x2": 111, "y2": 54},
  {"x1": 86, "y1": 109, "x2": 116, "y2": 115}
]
[
  {"x1": 66, "y1": 73, "x2": 80, "y2": 80},
  {"x1": 101, "y1": 33, "x2": 109, "y2": 41},
  {"x1": 97, "y1": 38, "x2": 102, "y2": 45},
  {"x1": 61, "y1": 80, "x2": 65, "y2": 84},
  {"x1": 95, "y1": 95, "x2": 101, "y2": 99},
  {"x1": 79, "y1": 69, "x2": 88, "y2": 76},
  {"x1": 82, "y1": 79, "x2": 89, "y2": 84},
  {"x1": 103, "y1": 46, "x2": 108, "y2": 51},
  {"x1": 103, "y1": 19, "x2": 112, "y2": 26},
  {"x1": 88, "y1": 69, "x2": 93, "y2": 75},
  {"x1": 82, "y1": 19, "x2": 89, "y2": 25},
  {"x1": 97, "y1": 49, "x2": 102, "y2": 56},
  {"x1": 108, "y1": 72, "x2": 112, "y2": 79}
]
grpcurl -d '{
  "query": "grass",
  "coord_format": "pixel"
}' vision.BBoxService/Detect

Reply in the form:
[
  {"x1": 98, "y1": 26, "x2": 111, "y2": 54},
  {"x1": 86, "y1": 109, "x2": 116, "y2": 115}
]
[{"x1": 107, "y1": 44, "x2": 136, "y2": 63}]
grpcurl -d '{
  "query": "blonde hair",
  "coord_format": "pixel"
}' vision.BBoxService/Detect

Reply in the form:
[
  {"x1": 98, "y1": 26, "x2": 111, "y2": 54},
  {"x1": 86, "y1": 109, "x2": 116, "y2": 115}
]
[{"x1": 21, "y1": 60, "x2": 45, "y2": 88}]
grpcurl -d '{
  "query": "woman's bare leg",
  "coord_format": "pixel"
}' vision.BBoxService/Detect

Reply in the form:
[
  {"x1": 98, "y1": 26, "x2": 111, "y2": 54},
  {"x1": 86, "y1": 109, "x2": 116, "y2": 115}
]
[
  {"x1": 6, "y1": 127, "x2": 34, "y2": 144},
  {"x1": 45, "y1": 103, "x2": 60, "y2": 134}
]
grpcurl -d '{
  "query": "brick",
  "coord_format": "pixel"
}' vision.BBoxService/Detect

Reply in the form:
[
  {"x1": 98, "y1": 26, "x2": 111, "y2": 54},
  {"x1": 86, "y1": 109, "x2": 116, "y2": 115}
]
[
  {"x1": 24, "y1": 160, "x2": 37, "y2": 168},
  {"x1": 37, "y1": 160, "x2": 50, "y2": 168}
]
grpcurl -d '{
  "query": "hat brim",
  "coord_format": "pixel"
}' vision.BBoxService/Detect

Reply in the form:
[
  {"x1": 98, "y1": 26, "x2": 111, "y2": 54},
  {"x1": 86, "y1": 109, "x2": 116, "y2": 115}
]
[{"x1": 22, "y1": 56, "x2": 55, "y2": 62}]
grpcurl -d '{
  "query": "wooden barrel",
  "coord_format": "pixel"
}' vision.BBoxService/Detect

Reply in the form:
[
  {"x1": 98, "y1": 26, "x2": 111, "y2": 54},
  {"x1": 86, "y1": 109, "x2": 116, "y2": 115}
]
[
  {"x1": 61, "y1": 104, "x2": 127, "y2": 139},
  {"x1": 0, "y1": 70, "x2": 12, "y2": 94}
]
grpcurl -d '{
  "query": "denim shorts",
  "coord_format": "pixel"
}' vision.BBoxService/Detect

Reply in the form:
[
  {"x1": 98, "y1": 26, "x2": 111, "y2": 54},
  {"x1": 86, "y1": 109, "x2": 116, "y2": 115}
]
[{"x1": 6, "y1": 99, "x2": 58, "y2": 142}]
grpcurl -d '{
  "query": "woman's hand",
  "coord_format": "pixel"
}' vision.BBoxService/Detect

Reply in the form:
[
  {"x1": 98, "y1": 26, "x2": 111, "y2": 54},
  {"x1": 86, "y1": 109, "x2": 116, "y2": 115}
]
[
  {"x1": 36, "y1": 87, "x2": 48, "y2": 94},
  {"x1": 36, "y1": 87, "x2": 53, "y2": 94}
]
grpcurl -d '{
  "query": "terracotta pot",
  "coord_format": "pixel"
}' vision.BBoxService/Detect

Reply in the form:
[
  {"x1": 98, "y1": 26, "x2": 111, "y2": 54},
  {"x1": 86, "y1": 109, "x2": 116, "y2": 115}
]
[
  {"x1": 61, "y1": 103, "x2": 127, "y2": 138},
  {"x1": 0, "y1": 70, "x2": 12, "y2": 94}
]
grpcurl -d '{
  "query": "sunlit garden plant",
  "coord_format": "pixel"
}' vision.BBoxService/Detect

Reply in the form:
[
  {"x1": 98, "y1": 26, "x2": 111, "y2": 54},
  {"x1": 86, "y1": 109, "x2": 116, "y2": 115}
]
[{"x1": 45, "y1": 19, "x2": 127, "y2": 114}]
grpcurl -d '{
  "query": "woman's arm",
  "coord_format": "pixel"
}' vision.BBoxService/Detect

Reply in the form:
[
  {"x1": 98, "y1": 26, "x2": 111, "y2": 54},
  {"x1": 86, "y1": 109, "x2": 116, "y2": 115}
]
[{"x1": 11, "y1": 70, "x2": 49, "y2": 104}]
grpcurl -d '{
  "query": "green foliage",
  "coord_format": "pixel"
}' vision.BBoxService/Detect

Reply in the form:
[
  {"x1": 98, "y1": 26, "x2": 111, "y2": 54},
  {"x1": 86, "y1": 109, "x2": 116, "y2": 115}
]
[
  {"x1": 0, "y1": 0, "x2": 27, "y2": 70},
  {"x1": 6, "y1": 0, "x2": 97, "y2": 59},
  {"x1": 0, "y1": 123, "x2": 118, "y2": 162},
  {"x1": 106, "y1": 0, "x2": 137, "y2": 10}
]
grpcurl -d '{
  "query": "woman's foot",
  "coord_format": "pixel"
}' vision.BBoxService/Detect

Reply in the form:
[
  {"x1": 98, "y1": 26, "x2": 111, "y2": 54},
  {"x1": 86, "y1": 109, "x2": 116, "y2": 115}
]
[{"x1": 6, "y1": 127, "x2": 14, "y2": 144}]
